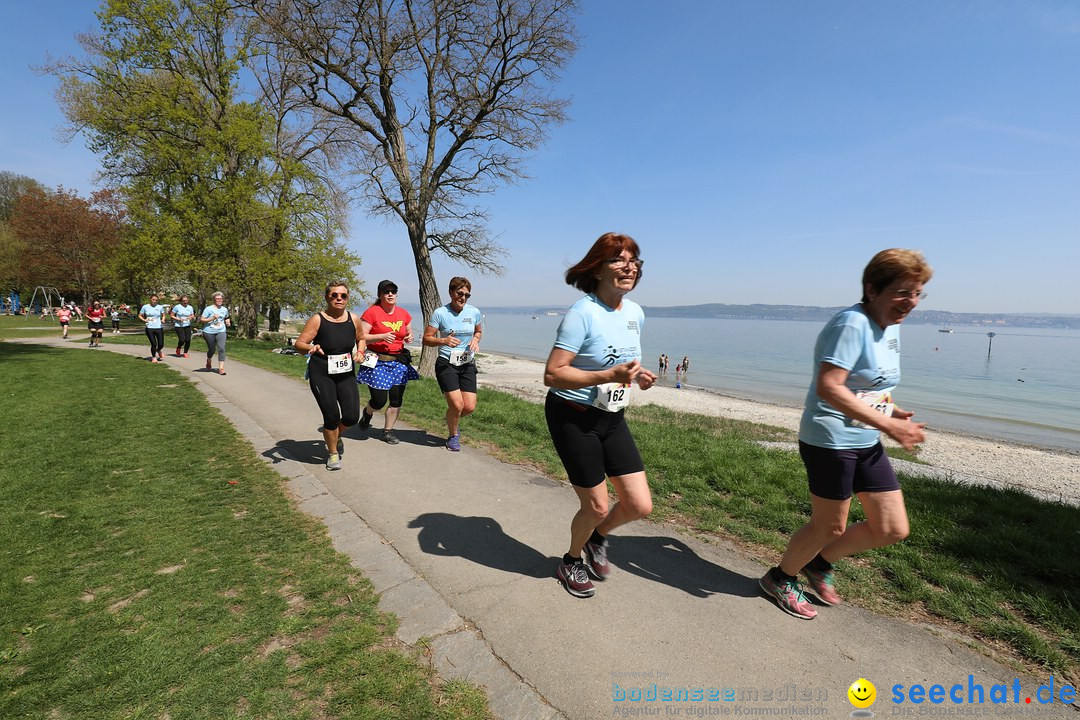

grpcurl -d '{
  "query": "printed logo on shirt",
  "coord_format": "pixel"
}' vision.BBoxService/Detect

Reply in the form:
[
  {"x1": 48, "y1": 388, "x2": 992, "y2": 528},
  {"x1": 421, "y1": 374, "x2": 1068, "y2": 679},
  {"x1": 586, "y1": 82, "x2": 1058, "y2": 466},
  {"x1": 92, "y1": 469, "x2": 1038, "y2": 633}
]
[
  {"x1": 602, "y1": 344, "x2": 638, "y2": 367},
  {"x1": 627, "y1": 320, "x2": 639, "y2": 333},
  {"x1": 382, "y1": 320, "x2": 404, "y2": 333},
  {"x1": 888, "y1": 338, "x2": 899, "y2": 352}
]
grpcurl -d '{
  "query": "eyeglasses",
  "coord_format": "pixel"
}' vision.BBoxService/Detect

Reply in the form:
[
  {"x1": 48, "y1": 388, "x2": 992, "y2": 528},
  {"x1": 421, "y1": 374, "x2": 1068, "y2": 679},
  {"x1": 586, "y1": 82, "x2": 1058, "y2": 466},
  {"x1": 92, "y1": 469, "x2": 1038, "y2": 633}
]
[
  {"x1": 607, "y1": 257, "x2": 643, "y2": 271},
  {"x1": 381, "y1": 290, "x2": 396, "y2": 296},
  {"x1": 454, "y1": 291, "x2": 471, "y2": 299},
  {"x1": 893, "y1": 289, "x2": 927, "y2": 300},
  {"x1": 329, "y1": 292, "x2": 349, "y2": 300}
]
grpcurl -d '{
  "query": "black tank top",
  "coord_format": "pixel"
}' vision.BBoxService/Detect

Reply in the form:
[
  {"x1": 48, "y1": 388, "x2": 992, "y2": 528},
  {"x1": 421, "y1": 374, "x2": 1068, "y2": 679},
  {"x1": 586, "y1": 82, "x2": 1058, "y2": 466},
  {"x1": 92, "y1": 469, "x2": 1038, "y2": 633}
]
[{"x1": 312, "y1": 312, "x2": 356, "y2": 357}]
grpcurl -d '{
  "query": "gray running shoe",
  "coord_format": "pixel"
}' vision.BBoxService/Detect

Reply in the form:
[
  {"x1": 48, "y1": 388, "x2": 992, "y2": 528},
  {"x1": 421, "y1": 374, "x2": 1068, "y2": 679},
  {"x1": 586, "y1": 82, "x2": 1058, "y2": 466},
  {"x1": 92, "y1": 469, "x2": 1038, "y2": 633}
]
[
  {"x1": 326, "y1": 453, "x2": 342, "y2": 471},
  {"x1": 583, "y1": 538, "x2": 610, "y2": 580},
  {"x1": 382, "y1": 429, "x2": 400, "y2": 445}
]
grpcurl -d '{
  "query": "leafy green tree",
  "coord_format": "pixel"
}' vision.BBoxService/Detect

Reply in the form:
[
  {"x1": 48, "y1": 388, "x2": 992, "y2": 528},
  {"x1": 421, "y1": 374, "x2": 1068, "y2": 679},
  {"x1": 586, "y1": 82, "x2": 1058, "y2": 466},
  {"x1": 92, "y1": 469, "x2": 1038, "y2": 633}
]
[{"x1": 50, "y1": 0, "x2": 359, "y2": 337}]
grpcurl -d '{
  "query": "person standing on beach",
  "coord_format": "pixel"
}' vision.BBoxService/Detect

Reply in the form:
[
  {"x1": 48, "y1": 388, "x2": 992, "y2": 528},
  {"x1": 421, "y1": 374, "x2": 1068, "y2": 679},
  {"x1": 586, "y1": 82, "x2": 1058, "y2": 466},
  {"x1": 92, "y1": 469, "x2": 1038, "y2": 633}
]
[
  {"x1": 760, "y1": 249, "x2": 932, "y2": 619},
  {"x1": 294, "y1": 281, "x2": 366, "y2": 470},
  {"x1": 56, "y1": 304, "x2": 72, "y2": 339},
  {"x1": 681, "y1": 356, "x2": 689, "y2": 373},
  {"x1": 544, "y1": 232, "x2": 657, "y2": 598},
  {"x1": 356, "y1": 280, "x2": 419, "y2": 445},
  {"x1": 85, "y1": 300, "x2": 106, "y2": 347},
  {"x1": 200, "y1": 291, "x2": 231, "y2": 375},
  {"x1": 423, "y1": 276, "x2": 483, "y2": 452},
  {"x1": 170, "y1": 295, "x2": 195, "y2": 357},
  {"x1": 138, "y1": 294, "x2": 167, "y2": 362}
]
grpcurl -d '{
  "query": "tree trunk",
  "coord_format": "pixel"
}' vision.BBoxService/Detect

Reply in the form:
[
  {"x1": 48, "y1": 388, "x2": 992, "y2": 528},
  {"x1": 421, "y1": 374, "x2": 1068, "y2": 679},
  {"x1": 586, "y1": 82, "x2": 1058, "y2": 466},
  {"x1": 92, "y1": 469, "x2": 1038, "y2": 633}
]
[
  {"x1": 408, "y1": 222, "x2": 441, "y2": 378},
  {"x1": 268, "y1": 303, "x2": 281, "y2": 332},
  {"x1": 237, "y1": 289, "x2": 259, "y2": 339}
]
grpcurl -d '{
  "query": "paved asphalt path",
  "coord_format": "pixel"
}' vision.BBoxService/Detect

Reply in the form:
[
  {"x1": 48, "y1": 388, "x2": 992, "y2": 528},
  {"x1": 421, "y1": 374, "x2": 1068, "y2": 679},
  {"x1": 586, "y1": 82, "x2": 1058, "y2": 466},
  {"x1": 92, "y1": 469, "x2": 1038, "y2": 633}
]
[{"x1": 18, "y1": 337, "x2": 1076, "y2": 719}]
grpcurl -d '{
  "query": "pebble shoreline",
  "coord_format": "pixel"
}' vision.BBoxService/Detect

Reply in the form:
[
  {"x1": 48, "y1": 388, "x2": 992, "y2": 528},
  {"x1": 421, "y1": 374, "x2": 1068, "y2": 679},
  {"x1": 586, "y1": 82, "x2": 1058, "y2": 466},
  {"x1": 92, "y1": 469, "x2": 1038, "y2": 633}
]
[{"x1": 474, "y1": 351, "x2": 1080, "y2": 506}]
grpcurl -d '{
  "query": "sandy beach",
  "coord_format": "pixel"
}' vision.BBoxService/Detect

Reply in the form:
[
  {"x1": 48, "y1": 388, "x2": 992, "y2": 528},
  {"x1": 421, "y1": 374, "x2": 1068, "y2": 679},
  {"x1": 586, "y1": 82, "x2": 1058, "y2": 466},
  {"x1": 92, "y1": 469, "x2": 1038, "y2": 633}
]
[{"x1": 473, "y1": 351, "x2": 1080, "y2": 506}]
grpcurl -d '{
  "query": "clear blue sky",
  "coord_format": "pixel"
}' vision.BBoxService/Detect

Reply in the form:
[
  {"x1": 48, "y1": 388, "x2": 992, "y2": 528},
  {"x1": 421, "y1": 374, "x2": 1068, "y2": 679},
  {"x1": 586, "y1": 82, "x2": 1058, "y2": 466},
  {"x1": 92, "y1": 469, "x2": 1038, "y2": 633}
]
[{"x1": 3, "y1": 1, "x2": 1079, "y2": 314}]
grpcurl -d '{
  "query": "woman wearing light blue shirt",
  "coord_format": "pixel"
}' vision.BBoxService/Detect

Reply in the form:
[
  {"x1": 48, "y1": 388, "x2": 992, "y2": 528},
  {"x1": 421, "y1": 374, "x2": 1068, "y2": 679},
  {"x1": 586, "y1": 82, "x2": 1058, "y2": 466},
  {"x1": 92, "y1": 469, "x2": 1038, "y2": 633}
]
[
  {"x1": 760, "y1": 249, "x2": 932, "y2": 620},
  {"x1": 170, "y1": 294, "x2": 196, "y2": 358},
  {"x1": 138, "y1": 293, "x2": 167, "y2": 363},
  {"x1": 423, "y1": 276, "x2": 483, "y2": 452},
  {"x1": 543, "y1": 232, "x2": 657, "y2": 599},
  {"x1": 200, "y1": 291, "x2": 231, "y2": 375}
]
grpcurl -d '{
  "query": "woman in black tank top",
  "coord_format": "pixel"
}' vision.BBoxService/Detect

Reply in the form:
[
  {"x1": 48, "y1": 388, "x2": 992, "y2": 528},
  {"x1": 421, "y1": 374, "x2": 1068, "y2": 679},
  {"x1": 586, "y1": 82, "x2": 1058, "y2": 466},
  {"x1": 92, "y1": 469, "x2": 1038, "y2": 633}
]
[{"x1": 294, "y1": 281, "x2": 367, "y2": 470}]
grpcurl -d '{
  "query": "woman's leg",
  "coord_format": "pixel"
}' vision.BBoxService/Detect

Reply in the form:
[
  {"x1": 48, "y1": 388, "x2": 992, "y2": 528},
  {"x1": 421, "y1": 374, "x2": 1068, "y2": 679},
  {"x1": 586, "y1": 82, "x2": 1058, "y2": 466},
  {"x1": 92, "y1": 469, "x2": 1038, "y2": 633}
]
[
  {"x1": 569, "y1": 483, "x2": 610, "y2": 558},
  {"x1": 778, "y1": 495, "x2": 852, "y2": 576},
  {"x1": 819, "y1": 490, "x2": 909, "y2": 562},
  {"x1": 594, "y1": 471, "x2": 653, "y2": 538},
  {"x1": 215, "y1": 332, "x2": 227, "y2": 372}
]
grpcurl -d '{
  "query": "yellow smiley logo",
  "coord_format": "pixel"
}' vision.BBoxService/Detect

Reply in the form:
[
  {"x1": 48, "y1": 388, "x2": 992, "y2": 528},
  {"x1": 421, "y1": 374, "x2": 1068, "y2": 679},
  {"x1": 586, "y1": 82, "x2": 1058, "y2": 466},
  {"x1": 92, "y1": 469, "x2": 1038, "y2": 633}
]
[{"x1": 848, "y1": 678, "x2": 876, "y2": 709}]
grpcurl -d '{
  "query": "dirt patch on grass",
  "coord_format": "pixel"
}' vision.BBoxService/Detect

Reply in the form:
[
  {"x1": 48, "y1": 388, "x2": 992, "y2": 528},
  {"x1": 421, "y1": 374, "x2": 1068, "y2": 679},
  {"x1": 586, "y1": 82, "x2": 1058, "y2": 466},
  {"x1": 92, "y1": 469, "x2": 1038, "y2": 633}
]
[{"x1": 107, "y1": 588, "x2": 150, "y2": 613}]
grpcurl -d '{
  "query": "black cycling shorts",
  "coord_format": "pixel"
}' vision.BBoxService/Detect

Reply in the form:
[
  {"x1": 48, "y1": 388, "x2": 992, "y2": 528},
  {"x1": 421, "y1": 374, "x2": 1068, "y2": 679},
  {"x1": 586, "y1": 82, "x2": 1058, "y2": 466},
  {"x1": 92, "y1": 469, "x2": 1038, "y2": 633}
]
[
  {"x1": 434, "y1": 356, "x2": 478, "y2": 394},
  {"x1": 544, "y1": 392, "x2": 644, "y2": 488}
]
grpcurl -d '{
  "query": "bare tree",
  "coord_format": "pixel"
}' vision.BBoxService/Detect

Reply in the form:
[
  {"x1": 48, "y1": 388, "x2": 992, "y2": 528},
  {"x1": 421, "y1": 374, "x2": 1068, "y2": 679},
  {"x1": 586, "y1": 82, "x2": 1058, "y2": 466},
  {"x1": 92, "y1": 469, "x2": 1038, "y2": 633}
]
[{"x1": 248, "y1": 0, "x2": 577, "y2": 374}]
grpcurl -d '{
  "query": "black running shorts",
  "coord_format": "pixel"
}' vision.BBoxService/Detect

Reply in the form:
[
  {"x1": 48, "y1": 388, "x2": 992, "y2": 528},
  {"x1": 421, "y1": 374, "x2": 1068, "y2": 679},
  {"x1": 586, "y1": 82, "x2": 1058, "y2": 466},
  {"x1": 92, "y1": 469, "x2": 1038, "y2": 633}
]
[
  {"x1": 798, "y1": 441, "x2": 900, "y2": 500},
  {"x1": 434, "y1": 356, "x2": 478, "y2": 394},
  {"x1": 544, "y1": 392, "x2": 644, "y2": 488}
]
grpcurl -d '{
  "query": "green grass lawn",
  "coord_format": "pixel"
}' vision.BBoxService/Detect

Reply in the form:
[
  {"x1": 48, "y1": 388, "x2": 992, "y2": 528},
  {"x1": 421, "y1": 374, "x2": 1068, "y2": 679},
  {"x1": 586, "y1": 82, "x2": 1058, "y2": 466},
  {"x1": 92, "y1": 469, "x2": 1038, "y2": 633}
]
[
  {"x1": 12, "y1": 332, "x2": 1077, "y2": 682},
  {"x1": 0, "y1": 343, "x2": 489, "y2": 719}
]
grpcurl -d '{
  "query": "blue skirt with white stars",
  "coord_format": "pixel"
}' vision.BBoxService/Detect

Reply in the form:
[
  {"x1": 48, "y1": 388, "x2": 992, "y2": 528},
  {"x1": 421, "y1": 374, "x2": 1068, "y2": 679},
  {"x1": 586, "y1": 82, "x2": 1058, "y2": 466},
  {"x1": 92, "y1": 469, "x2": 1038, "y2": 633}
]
[{"x1": 357, "y1": 359, "x2": 421, "y2": 390}]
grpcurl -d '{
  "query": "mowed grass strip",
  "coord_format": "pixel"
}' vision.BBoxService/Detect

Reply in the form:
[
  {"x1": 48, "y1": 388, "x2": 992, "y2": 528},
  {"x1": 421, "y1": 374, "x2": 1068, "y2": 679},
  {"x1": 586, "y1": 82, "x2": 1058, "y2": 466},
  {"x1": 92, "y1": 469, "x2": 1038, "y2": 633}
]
[
  {"x1": 62, "y1": 336, "x2": 1080, "y2": 678},
  {"x1": 0, "y1": 343, "x2": 489, "y2": 720}
]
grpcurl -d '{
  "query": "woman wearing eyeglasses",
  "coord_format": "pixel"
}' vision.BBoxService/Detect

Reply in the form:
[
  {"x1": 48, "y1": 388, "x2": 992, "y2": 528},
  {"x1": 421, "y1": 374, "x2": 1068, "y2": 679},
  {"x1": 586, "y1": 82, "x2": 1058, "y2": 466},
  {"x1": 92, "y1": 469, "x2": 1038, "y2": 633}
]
[
  {"x1": 356, "y1": 279, "x2": 419, "y2": 445},
  {"x1": 543, "y1": 232, "x2": 656, "y2": 599},
  {"x1": 295, "y1": 281, "x2": 366, "y2": 471},
  {"x1": 423, "y1": 277, "x2": 483, "y2": 452},
  {"x1": 760, "y1": 249, "x2": 932, "y2": 620}
]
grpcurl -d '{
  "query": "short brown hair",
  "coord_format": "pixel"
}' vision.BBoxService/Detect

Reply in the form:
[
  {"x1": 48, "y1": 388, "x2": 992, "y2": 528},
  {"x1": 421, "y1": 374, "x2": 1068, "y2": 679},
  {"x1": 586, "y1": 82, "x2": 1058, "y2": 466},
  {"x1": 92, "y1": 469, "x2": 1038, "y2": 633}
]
[
  {"x1": 565, "y1": 232, "x2": 642, "y2": 294},
  {"x1": 324, "y1": 280, "x2": 350, "y2": 298},
  {"x1": 448, "y1": 277, "x2": 471, "y2": 295},
  {"x1": 862, "y1": 249, "x2": 933, "y2": 302}
]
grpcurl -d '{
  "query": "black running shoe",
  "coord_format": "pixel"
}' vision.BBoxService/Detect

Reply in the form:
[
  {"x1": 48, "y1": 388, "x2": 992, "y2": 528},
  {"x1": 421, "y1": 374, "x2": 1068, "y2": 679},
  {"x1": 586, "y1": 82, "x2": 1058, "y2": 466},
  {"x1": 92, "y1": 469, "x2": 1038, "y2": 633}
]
[
  {"x1": 358, "y1": 410, "x2": 372, "y2": 431},
  {"x1": 382, "y1": 429, "x2": 400, "y2": 445}
]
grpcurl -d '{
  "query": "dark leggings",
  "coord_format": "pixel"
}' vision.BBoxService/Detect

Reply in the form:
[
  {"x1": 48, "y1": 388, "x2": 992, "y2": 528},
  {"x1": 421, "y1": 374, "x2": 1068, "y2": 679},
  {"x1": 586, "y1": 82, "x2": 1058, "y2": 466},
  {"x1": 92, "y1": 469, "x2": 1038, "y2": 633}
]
[
  {"x1": 368, "y1": 383, "x2": 407, "y2": 410},
  {"x1": 146, "y1": 327, "x2": 164, "y2": 356},
  {"x1": 175, "y1": 326, "x2": 192, "y2": 352},
  {"x1": 309, "y1": 361, "x2": 361, "y2": 428}
]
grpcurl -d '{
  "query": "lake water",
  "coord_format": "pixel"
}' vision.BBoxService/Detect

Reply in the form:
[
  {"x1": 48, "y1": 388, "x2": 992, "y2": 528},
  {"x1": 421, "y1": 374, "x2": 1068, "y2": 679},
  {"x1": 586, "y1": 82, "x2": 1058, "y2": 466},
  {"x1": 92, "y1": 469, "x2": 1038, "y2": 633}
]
[{"x1": 477, "y1": 312, "x2": 1080, "y2": 453}]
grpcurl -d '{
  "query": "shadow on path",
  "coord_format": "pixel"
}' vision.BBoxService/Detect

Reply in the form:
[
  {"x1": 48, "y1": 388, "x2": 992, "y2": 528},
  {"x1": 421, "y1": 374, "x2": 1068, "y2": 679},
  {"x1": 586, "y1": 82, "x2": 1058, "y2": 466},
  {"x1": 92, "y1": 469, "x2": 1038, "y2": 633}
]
[
  {"x1": 409, "y1": 513, "x2": 553, "y2": 579},
  {"x1": 609, "y1": 535, "x2": 758, "y2": 599},
  {"x1": 264, "y1": 439, "x2": 326, "y2": 465}
]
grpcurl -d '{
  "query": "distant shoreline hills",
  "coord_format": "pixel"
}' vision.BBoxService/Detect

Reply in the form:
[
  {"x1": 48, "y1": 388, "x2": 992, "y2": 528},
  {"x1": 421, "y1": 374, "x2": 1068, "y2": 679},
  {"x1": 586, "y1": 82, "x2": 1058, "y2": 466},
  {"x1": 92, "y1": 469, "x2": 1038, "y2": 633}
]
[{"x1": 481, "y1": 304, "x2": 1080, "y2": 330}]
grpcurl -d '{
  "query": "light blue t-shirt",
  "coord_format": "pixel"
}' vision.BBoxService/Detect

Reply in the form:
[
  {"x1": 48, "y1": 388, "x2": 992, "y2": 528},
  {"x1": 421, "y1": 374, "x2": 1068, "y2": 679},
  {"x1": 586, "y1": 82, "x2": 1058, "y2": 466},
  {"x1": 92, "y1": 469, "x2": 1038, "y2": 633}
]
[
  {"x1": 550, "y1": 294, "x2": 644, "y2": 406},
  {"x1": 428, "y1": 303, "x2": 483, "y2": 360},
  {"x1": 171, "y1": 304, "x2": 195, "y2": 327},
  {"x1": 201, "y1": 305, "x2": 229, "y2": 334},
  {"x1": 140, "y1": 304, "x2": 166, "y2": 329},
  {"x1": 799, "y1": 304, "x2": 901, "y2": 449}
]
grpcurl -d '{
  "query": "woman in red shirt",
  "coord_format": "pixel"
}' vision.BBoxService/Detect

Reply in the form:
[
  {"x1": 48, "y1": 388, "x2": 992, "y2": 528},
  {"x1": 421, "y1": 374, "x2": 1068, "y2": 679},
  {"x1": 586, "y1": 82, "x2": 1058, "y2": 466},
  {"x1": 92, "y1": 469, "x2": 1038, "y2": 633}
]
[
  {"x1": 355, "y1": 280, "x2": 419, "y2": 445},
  {"x1": 86, "y1": 301, "x2": 107, "y2": 348}
]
